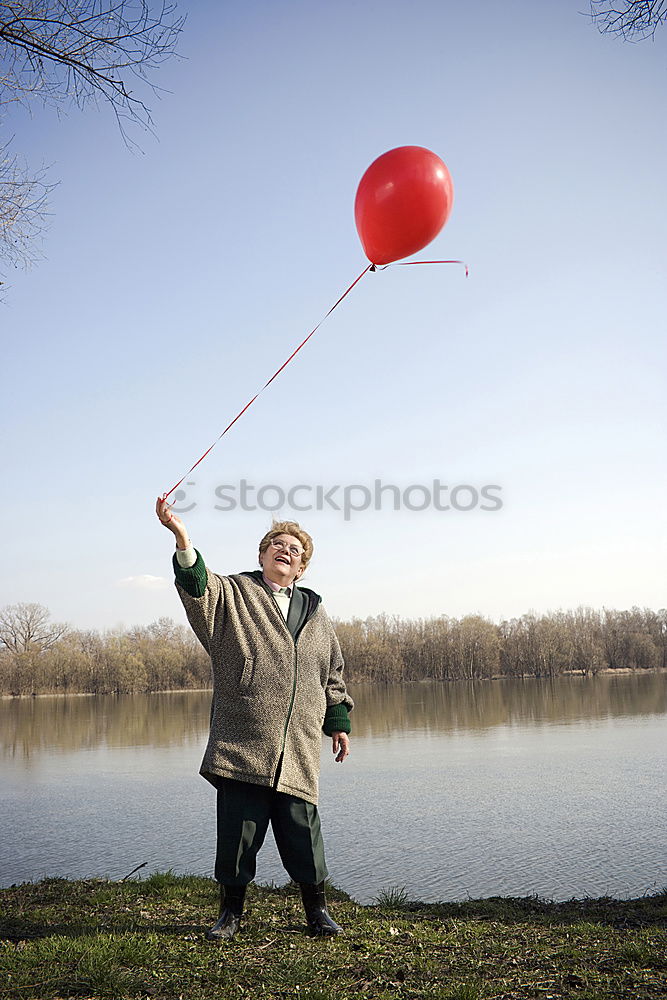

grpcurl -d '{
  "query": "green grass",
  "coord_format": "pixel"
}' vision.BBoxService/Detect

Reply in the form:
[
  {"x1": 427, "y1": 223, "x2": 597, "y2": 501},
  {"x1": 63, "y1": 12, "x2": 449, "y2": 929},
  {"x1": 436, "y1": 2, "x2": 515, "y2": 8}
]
[
  {"x1": 1, "y1": 874, "x2": 665, "y2": 999},
  {"x1": 374, "y1": 886, "x2": 410, "y2": 908}
]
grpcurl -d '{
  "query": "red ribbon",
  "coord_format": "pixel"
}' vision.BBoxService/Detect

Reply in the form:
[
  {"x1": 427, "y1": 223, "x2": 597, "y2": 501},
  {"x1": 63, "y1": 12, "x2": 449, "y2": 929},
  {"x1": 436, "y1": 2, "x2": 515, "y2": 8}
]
[
  {"x1": 161, "y1": 258, "x2": 467, "y2": 501},
  {"x1": 372, "y1": 259, "x2": 469, "y2": 277}
]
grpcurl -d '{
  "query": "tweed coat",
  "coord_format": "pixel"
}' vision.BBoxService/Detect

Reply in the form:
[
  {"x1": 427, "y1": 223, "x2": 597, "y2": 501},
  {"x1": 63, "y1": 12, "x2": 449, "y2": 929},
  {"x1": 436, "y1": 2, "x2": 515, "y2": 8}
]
[{"x1": 175, "y1": 567, "x2": 353, "y2": 806}]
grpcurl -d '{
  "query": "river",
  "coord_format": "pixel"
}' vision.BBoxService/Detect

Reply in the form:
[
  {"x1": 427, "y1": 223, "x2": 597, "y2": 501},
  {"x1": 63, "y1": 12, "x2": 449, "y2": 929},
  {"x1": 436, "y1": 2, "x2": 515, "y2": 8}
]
[{"x1": 1, "y1": 674, "x2": 665, "y2": 903}]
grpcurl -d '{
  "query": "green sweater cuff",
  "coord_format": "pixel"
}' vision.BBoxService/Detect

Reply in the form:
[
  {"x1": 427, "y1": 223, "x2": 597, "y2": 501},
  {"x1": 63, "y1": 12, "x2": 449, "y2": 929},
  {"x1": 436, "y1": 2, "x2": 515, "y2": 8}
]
[
  {"x1": 173, "y1": 549, "x2": 208, "y2": 598},
  {"x1": 323, "y1": 702, "x2": 351, "y2": 736}
]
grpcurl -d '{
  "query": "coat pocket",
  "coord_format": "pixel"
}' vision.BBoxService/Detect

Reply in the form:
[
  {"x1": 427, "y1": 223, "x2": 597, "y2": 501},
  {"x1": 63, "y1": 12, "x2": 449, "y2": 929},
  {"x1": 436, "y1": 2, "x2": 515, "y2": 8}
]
[{"x1": 239, "y1": 656, "x2": 255, "y2": 691}]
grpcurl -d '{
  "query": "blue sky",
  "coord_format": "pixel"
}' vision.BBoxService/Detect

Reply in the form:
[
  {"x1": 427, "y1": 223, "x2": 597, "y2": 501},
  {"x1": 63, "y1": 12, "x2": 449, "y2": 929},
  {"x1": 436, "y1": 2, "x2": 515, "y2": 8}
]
[{"x1": 2, "y1": 0, "x2": 665, "y2": 631}]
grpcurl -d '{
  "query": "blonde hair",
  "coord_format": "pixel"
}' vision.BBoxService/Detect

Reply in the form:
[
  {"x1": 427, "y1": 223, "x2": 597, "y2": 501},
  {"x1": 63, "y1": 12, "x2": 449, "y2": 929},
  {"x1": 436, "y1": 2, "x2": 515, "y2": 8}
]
[{"x1": 258, "y1": 520, "x2": 314, "y2": 569}]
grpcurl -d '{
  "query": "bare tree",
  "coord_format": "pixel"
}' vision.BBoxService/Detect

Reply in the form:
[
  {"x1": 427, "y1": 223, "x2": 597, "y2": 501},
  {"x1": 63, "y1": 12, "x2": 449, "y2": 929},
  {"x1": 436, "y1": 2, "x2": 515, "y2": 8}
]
[
  {"x1": 590, "y1": 0, "x2": 667, "y2": 40},
  {"x1": 0, "y1": 1, "x2": 184, "y2": 272},
  {"x1": 0, "y1": 140, "x2": 51, "y2": 267},
  {"x1": 0, "y1": 601, "x2": 68, "y2": 653}
]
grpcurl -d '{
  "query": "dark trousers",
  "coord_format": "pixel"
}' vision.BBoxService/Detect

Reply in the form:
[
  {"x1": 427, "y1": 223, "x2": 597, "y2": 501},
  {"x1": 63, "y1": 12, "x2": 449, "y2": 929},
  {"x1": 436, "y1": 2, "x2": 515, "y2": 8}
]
[{"x1": 214, "y1": 777, "x2": 328, "y2": 887}]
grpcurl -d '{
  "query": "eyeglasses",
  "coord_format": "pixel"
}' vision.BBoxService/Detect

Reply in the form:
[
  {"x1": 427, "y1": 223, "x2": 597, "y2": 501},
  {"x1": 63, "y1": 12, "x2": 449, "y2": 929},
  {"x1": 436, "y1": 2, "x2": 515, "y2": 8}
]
[{"x1": 269, "y1": 538, "x2": 304, "y2": 558}]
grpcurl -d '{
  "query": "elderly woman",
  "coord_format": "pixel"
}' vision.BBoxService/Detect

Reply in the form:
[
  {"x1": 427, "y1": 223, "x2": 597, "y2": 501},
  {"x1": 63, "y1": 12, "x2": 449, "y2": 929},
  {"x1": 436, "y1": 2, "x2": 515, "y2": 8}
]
[{"x1": 155, "y1": 499, "x2": 353, "y2": 940}]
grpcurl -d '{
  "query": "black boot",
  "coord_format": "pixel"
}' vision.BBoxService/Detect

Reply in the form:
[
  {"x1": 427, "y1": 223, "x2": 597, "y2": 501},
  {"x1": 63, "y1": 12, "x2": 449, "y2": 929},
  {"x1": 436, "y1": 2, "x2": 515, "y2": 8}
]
[
  {"x1": 205, "y1": 884, "x2": 246, "y2": 941},
  {"x1": 299, "y1": 881, "x2": 342, "y2": 937}
]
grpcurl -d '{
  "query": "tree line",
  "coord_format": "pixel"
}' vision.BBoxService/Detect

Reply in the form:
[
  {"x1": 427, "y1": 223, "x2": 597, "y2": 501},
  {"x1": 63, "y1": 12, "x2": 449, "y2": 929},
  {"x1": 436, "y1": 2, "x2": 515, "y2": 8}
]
[
  {"x1": 0, "y1": 602, "x2": 665, "y2": 697},
  {"x1": 334, "y1": 606, "x2": 666, "y2": 683}
]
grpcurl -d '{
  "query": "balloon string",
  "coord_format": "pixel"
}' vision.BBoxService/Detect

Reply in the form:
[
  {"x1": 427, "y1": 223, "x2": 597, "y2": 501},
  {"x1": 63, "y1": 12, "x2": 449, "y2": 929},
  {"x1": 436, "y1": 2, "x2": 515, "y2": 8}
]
[
  {"x1": 371, "y1": 258, "x2": 469, "y2": 277},
  {"x1": 161, "y1": 263, "x2": 373, "y2": 501}
]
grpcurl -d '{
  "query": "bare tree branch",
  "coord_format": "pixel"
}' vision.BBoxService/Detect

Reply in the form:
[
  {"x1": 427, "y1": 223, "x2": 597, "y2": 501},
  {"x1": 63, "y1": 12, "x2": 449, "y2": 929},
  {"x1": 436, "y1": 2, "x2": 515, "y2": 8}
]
[
  {"x1": 0, "y1": 139, "x2": 53, "y2": 269},
  {"x1": 0, "y1": 1, "x2": 185, "y2": 128},
  {"x1": 0, "y1": 1, "x2": 184, "y2": 274},
  {"x1": 590, "y1": 0, "x2": 667, "y2": 40}
]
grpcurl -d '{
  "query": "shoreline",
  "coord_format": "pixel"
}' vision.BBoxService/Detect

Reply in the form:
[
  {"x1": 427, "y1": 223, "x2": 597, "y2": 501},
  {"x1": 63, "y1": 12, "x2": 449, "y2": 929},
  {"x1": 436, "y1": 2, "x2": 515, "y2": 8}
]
[
  {"x1": 2, "y1": 668, "x2": 665, "y2": 700},
  {"x1": 2, "y1": 872, "x2": 665, "y2": 907},
  {"x1": 2, "y1": 872, "x2": 664, "y2": 906}
]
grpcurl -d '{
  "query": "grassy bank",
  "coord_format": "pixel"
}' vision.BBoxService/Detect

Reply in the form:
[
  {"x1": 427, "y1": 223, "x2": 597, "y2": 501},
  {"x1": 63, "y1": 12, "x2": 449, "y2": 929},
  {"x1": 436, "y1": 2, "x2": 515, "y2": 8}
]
[{"x1": 1, "y1": 875, "x2": 665, "y2": 999}]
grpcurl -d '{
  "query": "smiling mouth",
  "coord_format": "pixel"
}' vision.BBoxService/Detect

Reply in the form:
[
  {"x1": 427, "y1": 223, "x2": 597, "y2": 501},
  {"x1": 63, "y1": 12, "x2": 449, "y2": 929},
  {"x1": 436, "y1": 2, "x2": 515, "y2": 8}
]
[{"x1": 275, "y1": 556, "x2": 289, "y2": 565}]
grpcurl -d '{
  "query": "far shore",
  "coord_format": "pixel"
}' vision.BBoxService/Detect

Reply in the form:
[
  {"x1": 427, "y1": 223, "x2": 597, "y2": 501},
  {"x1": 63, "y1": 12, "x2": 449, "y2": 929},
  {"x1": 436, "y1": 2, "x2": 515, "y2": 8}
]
[{"x1": 2, "y1": 667, "x2": 665, "y2": 700}]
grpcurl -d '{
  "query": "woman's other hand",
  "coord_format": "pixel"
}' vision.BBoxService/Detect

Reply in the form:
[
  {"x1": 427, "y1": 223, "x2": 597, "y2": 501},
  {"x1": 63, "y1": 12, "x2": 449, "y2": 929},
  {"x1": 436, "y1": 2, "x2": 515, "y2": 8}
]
[{"x1": 332, "y1": 732, "x2": 350, "y2": 763}]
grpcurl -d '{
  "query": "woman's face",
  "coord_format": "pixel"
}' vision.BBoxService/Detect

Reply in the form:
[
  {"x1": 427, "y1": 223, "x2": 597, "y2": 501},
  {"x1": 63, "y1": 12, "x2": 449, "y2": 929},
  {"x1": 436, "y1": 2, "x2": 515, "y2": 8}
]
[{"x1": 259, "y1": 534, "x2": 305, "y2": 585}]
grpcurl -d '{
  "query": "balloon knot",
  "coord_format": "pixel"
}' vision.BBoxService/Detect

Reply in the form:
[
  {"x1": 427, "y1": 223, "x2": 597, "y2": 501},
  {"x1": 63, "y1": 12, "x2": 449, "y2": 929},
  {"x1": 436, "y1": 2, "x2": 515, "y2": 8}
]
[{"x1": 369, "y1": 264, "x2": 376, "y2": 272}]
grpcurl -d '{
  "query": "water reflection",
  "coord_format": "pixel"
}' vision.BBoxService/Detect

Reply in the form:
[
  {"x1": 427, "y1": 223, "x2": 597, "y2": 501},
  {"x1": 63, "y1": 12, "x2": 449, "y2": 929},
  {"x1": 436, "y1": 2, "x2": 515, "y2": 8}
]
[
  {"x1": 0, "y1": 691, "x2": 211, "y2": 762},
  {"x1": 1, "y1": 674, "x2": 665, "y2": 762},
  {"x1": 353, "y1": 673, "x2": 667, "y2": 736}
]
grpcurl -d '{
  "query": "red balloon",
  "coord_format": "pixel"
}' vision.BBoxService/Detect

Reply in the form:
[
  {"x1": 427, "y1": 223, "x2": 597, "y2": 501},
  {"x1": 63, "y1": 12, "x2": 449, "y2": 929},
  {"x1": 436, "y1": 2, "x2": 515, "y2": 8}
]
[{"x1": 354, "y1": 146, "x2": 454, "y2": 265}]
